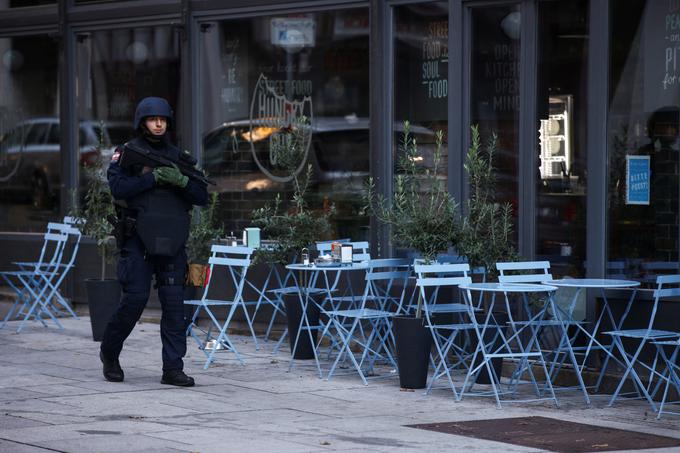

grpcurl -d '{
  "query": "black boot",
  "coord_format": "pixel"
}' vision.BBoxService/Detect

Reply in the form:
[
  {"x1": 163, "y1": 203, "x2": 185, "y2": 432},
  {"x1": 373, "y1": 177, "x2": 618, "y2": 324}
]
[
  {"x1": 100, "y1": 350, "x2": 124, "y2": 382},
  {"x1": 161, "y1": 369, "x2": 195, "y2": 387}
]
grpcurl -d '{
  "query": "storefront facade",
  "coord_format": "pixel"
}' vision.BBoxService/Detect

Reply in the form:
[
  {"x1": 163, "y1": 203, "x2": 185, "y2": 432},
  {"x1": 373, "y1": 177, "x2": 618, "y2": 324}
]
[{"x1": 0, "y1": 0, "x2": 676, "y2": 291}]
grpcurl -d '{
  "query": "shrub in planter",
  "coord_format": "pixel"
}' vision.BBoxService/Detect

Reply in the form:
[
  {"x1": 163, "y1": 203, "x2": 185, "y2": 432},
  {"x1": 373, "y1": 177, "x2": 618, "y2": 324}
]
[
  {"x1": 70, "y1": 128, "x2": 119, "y2": 341},
  {"x1": 364, "y1": 122, "x2": 460, "y2": 388}
]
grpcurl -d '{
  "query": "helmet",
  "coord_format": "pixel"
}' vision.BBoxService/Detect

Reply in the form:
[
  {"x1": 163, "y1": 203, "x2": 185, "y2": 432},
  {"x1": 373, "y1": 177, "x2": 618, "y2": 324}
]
[{"x1": 134, "y1": 97, "x2": 173, "y2": 130}]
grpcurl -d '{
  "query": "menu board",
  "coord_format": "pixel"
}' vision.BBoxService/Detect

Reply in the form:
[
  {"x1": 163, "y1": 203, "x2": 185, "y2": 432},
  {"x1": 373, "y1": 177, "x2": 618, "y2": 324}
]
[{"x1": 643, "y1": 1, "x2": 680, "y2": 112}]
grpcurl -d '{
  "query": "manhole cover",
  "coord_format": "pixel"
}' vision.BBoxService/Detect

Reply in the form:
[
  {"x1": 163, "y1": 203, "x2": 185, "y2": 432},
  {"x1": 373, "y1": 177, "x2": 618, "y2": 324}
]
[{"x1": 407, "y1": 416, "x2": 680, "y2": 452}]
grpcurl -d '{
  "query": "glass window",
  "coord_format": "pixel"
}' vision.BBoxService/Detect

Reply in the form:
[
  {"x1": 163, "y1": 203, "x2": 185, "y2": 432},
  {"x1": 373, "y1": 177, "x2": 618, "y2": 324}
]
[
  {"x1": 0, "y1": 35, "x2": 59, "y2": 231},
  {"x1": 200, "y1": 9, "x2": 370, "y2": 240},
  {"x1": 536, "y1": 0, "x2": 589, "y2": 278},
  {"x1": 76, "y1": 26, "x2": 181, "y2": 199},
  {"x1": 469, "y1": 4, "x2": 521, "y2": 236},
  {"x1": 608, "y1": 0, "x2": 680, "y2": 284},
  {"x1": 393, "y1": 1, "x2": 449, "y2": 180}
]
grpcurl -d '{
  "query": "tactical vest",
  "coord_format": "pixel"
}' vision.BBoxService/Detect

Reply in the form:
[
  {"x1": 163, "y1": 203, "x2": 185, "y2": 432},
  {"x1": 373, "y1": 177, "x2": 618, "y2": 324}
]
[{"x1": 124, "y1": 138, "x2": 191, "y2": 257}]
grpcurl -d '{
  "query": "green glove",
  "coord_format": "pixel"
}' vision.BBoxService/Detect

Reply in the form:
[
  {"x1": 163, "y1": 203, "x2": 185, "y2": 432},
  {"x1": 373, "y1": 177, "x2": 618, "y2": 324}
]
[{"x1": 153, "y1": 164, "x2": 189, "y2": 188}]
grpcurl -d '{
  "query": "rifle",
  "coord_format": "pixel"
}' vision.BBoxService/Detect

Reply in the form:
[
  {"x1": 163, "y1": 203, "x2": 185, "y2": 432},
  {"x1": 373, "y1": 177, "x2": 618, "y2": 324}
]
[{"x1": 120, "y1": 142, "x2": 216, "y2": 186}]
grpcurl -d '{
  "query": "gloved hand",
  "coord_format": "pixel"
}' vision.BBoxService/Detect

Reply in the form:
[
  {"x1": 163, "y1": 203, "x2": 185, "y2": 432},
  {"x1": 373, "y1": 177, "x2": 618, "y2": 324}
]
[{"x1": 153, "y1": 164, "x2": 189, "y2": 188}]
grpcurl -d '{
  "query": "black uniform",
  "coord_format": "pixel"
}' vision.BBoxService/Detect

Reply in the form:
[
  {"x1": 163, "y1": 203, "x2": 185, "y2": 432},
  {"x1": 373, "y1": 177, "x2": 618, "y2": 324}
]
[{"x1": 101, "y1": 136, "x2": 207, "y2": 372}]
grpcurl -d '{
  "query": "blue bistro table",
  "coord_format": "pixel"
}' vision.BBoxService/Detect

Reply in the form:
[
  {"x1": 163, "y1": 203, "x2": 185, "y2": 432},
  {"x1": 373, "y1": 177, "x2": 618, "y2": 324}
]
[
  {"x1": 285, "y1": 261, "x2": 369, "y2": 377},
  {"x1": 541, "y1": 278, "x2": 640, "y2": 393},
  {"x1": 459, "y1": 282, "x2": 560, "y2": 408}
]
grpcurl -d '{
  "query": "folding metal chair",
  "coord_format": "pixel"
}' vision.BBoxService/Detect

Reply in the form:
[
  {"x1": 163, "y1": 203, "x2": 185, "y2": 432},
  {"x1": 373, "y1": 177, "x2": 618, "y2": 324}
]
[
  {"x1": 641, "y1": 261, "x2": 680, "y2": 288},
  {"x1": 315, "y1": 240, "x2": 371, "y2": 310},
  {"x1": 0, "y1": 225, "x2": 72, "y2": 332},
  {"x1": 497, "y1": 260, "x2": 590, "y2": 403},
  {"x1": 323, "y1": 258, "x2": 410, "y2": 385},
  {"x1": 413, "y1": 262, "x2": 477, "y2": 398},
  {"x1": 184, "y1": 245, "x2": 256, "y2": 369},
  {"x1": 249, "y1": 263, "x2": 291, "y2": 346},
  {"x1": 605, "y1": 275, "x2": 680, "y2": 411},
  {"x1": 12, "y1": 223, "x2": 81, "y2": 320},
  {"x1": 653, "y1": 337, "x2": 680, "y2": 419}
]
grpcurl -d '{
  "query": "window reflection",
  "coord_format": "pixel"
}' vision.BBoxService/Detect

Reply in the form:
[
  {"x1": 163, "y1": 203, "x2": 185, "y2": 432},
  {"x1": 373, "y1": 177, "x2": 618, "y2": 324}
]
[
  {"x1": 0, "y1": 0, "x2": 54, "y2": 8},
  {"x1": 470, "y1": 4, "x2": 521, "y2": 233},
  {"x1": 75, "y1": 26, "x2": 182, "y2": 206},
  {"x1": 536, "y1": 0, "x2": 588, "y2": 278},
  {"x1": 0, "y1": 35, "x2": 59, "y2": 232},
  {"x1": 609, "y1": 0, "x2": 680, "y2": 284},
  {"x1": 393, "y1": 2, "x2": 449, "y2": 178},
  {"x1": 200, "y1": 9, "x2": 370, "y2": 240}
]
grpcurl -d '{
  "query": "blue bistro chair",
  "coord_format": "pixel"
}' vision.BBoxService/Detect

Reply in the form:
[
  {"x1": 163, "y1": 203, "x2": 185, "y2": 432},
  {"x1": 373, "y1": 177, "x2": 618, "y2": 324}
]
[
  {"x1": 315, "y1": 240, "x2": 371, "y2": 311},
  {"x1": 185, "y1": 245, "x2": 256, "y2": 369},
  {"x1": 1, "y1": 223, "x2": 80, "y2": 332},
  {"x1": 497, "y1": 260, "x2": 590, "y2": 403},
  {"x1": 413, "y1": 262, "x2": 476, "y2": 398},
  {"x1": 605, "y1": 275, "x2": 680, "y2": 411},
  {"x1": 652, "y1": 337, "x2": 680, "y2": 419},
  {"x1": 323, "y1": 258, "x2": 410, "y2": 385}
]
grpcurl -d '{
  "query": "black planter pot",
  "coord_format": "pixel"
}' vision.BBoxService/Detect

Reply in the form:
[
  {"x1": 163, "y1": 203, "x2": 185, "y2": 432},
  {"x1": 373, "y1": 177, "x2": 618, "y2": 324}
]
[
  {"x1": 473, "y1": 311, "x2": 509, "y2": 385},
  {"x1": 282, "y1": 292, "x2": 321, "y2": 360},
  {"x1": 85, "y1": 278, "x2": 121, "y2": 342},
  {"x1": 394, "y1": 315, "x2": 432, "y2": 389}
]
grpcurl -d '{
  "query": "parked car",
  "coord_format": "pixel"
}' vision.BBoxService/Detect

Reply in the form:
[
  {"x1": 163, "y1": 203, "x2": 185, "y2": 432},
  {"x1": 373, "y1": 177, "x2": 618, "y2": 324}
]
[{"x1": 0, "y1": 118, "x2": 132, "y2": 208}]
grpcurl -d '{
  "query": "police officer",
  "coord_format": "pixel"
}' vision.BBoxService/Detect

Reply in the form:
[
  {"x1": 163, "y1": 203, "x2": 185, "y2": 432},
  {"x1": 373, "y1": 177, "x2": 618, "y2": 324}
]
[{"x1": 100, "y1": 97, "x2": 208, "y2": 386}]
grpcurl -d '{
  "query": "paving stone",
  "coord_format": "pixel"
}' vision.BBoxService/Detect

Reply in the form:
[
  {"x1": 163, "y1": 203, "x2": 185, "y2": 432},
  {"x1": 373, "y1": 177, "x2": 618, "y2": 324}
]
[
  {"x1": 0, "y1": 438, "x2": 52, "y2": 453},
  {"x1": 1, "y1": 315, "x2": 679, "y2": 452},
  {"x1": 33, "y1": 433, "x2": 191, "y2": 453}
]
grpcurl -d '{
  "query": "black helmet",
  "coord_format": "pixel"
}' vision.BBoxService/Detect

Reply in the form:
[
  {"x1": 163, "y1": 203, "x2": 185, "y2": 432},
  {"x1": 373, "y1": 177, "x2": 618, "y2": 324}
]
[{"x1": 134, "y1": 97, "x2": 173, "y2": 130}]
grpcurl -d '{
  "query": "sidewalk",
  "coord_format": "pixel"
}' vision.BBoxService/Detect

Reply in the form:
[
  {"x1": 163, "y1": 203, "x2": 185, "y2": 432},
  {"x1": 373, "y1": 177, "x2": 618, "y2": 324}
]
[{"x1": 1, "y1": 317, "x2": 679, "y2": 453}]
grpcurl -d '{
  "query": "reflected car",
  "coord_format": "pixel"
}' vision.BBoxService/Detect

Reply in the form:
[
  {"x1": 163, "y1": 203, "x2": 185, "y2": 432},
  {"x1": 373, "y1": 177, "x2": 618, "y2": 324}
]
[
  {"x1": 201, "y1": 116, "x2": 436, "y2": 194},
  {"x1": 0, "y1": 118, "x2": 132, "y2": 208}
]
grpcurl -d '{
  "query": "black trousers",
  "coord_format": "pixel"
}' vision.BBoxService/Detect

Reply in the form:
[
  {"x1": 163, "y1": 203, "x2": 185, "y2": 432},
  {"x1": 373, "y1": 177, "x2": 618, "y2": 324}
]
[{"x1": 101, "y1": 235, "x2": 187, "y2": 371}]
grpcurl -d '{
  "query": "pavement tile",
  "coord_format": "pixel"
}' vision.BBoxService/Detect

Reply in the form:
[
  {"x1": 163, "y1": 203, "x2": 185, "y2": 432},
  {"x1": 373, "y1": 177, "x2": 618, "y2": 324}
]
[
  {"x1": 0, "y1": 414, "x2": 49, "y2": 430},
  {"x1": 0, "y1": 387, "x2": 51, "y2": 402},
  {"x1": 1, "y1": 315, "x2": 679, "y2": 452},
  {"x1": 146, "y1": 426, "x2": 330, "y2": 453},
  {"x1": 0, "y1": 419, "x2": 184, "y2": 443},
  {"x1": 0, "y1": 439, "x2": 53, "y2": 453},
  {"x1": 33, "y1": 433, "x2": 191, "y2": 453},
  {"x1": 0, "y1": 374, "x2": 83, "y2": 388}
]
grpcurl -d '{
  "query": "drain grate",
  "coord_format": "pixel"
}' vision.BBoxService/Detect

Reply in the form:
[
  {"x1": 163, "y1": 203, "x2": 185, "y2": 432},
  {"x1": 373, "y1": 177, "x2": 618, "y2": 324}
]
[{"x1": 407, "y1": 416, "x2": 680, "y2": 452}]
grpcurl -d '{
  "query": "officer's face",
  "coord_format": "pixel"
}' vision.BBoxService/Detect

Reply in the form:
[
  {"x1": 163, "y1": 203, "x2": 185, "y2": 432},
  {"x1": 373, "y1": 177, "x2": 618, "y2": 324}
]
[{"x1": 145, "y1": 116, "x2": 167, "y2": 136}]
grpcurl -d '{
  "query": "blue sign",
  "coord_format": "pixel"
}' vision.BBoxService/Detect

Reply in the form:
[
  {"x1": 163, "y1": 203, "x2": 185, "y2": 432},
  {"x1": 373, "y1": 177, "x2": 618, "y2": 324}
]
[{"x1": 626, "y1": 155, "x2": 650, "y2": 205}]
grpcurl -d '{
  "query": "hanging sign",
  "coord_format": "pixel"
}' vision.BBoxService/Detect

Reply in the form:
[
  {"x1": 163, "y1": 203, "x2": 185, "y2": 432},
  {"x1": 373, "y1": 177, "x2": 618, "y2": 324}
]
[
  {"x1": 270, "y1": 18, "x2": 316, "y2": 48},
  {"x1": 626, "y1": 155, "x2": 651, "y2": 205}
]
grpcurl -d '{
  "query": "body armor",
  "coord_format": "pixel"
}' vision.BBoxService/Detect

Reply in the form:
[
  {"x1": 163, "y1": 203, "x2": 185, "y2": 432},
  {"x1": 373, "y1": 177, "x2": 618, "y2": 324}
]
[{"x1": 122, "y1": 137, "x2": 190, "y2": 256}]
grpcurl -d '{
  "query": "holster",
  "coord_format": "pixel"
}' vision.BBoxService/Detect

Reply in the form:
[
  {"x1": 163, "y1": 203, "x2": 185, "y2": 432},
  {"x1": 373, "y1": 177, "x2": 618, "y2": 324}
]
[{"x1": 108, "y1": 209, "x2": 137, "y2": 250}]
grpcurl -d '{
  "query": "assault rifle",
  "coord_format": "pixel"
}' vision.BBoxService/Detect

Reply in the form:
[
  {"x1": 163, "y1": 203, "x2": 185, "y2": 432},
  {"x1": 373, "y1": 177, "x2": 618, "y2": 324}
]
[{"x1": 120, "y1": 142, "x2": 216, "y2": 186}]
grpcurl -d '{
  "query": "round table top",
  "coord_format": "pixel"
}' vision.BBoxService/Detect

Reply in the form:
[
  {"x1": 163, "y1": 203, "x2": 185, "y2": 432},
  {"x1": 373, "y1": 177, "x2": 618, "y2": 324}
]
[
  {"x1": 286, "y1": 261, "x2": 369, "y2": 271},
  {"x1": 541, "y1": 278, "x2": 640, "y2": 289},
  {"x1": 459, "y1": 282, "x2": 558, "y2": 293}
]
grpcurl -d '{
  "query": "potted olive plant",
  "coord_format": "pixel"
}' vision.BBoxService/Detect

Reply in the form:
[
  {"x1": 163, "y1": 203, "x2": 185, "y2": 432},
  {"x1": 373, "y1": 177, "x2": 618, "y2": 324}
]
[
  {"x1": 251, "y1": 121, "x2": 333, "y2": 359},
  {"x1": 183, "y1": 192, "x2": 224, "y2": 329},
  {"x1": 186, "y1": 192, "x2": 223, "y2": 289},
  {"x1": 458, "y1": 124, "x2": 518, "y2": 384},
  {"x1": 72, "y1": 133, "x2": 120, "y2": 341},
  {"x1": 364, "y1": 121, "x2": 460, "y2": 388}
]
